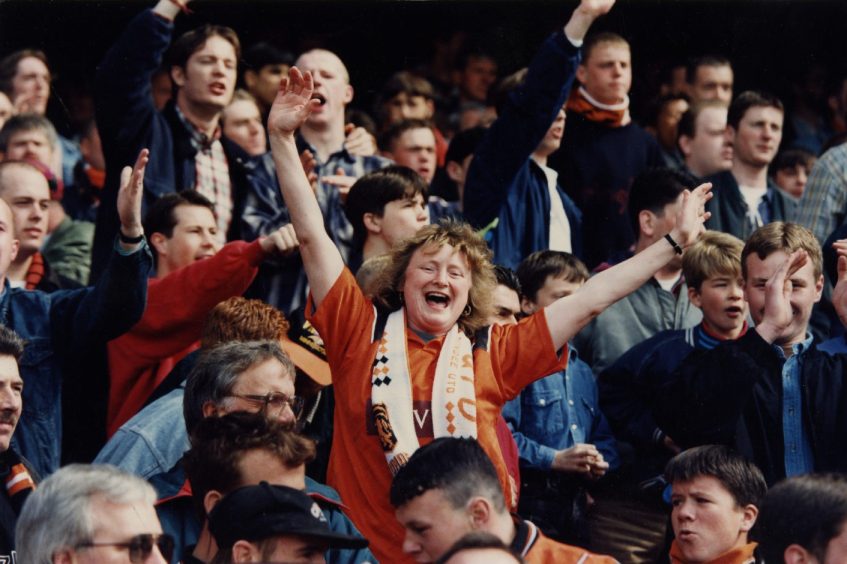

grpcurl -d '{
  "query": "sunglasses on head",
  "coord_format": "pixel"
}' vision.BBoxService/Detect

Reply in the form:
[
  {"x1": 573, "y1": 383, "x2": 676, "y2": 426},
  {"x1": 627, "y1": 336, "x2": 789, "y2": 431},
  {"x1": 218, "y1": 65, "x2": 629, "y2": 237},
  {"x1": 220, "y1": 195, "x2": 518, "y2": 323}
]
[{"x1": 77, "y1": 533, "x2": 175, "y2": 563}]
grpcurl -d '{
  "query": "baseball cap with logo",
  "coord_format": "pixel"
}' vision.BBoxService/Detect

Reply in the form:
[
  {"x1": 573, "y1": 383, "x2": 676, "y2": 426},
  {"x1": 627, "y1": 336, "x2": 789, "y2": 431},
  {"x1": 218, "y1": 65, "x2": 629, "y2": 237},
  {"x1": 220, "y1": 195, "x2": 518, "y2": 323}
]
[{"x1": 208, "y1": 482, "x2": 368, "y2": 550}]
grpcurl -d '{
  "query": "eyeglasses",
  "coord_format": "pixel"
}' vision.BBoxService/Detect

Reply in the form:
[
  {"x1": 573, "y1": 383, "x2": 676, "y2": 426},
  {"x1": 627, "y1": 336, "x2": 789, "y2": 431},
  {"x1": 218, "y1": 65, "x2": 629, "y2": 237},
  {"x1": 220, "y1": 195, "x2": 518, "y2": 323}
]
[
  {"x1": 77, "y1": 533, "x2": 175, "y2": 563},
  {"x1": 227, "y1": 391, "x2": 305, "y2": 419}
]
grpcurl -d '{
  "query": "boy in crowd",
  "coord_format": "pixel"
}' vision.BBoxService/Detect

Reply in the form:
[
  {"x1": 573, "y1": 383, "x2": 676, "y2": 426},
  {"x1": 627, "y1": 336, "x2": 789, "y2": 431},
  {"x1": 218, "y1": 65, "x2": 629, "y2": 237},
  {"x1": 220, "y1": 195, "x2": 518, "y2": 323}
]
[
  {"x1": 655, "y1": 222, "x2": 847, "y2": 485},
  {"x1": 391, "y1": 438, "x2": 617, "y2": 564},
  {"x1": 771, "y1": 148, "x2": 816, "y2": 203},
  {"x1": 503, "y1": 250, "x2": 617, "y2": 546},
  {"x1": 755, "y1": 474, "x2": 847, "y2": 564},
  {"x1": 665, "y1": 445, "x2": 765, "y2": 564},
  {"x1": 342, "y1": 166, "x2": 429, "y2": 271},
  {"x1": 595, "y1": 230, "x2": 747, "y2": 563}
]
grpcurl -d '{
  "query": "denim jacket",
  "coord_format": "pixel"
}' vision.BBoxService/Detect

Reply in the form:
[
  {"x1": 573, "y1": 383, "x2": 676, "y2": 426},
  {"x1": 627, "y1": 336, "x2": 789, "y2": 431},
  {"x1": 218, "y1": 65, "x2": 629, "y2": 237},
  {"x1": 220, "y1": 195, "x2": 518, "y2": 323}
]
[
  {"x1": 503, "y1": 347, "x2": 619, "y2": 472},
  {"x1": 6, "y1": 241, "x2": 151, "y2": 477}
]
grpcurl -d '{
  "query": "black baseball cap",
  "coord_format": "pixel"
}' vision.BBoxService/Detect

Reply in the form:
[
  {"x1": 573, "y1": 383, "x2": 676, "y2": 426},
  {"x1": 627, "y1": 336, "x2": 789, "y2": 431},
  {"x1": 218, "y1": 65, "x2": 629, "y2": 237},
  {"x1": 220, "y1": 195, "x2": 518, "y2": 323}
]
[{"x1": 208, "y1": 482, "x2": 369, "y2": 550}]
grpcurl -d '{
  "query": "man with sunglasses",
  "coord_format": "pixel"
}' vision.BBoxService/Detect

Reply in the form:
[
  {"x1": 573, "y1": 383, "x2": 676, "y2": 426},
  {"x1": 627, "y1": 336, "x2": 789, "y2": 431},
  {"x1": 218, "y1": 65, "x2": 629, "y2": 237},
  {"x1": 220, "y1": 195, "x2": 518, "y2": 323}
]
[{"x1": 16, "y1": 464, "x2": 174, "y2": 564}]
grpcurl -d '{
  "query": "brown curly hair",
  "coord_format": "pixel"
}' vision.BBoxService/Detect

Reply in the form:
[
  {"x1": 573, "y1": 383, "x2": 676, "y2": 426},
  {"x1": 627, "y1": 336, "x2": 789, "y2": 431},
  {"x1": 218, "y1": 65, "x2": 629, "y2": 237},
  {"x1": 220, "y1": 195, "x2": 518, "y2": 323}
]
[{"x1": 372, "y1": 220, "x2": 496, "y2": 335}]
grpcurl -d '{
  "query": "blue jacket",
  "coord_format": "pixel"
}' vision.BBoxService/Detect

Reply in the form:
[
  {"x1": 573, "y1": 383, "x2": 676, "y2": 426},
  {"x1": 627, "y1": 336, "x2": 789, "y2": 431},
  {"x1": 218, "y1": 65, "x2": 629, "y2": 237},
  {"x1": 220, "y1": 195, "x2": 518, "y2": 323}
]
[
  {"x1": 152, "y1": 462, "x2": 376, "y2": 564},
  {"x1": 463, "y1": 31, "x2": 583, "y2": 269},
  {"x1": 503, "y1": 348, "x2": 618, "y2": 472},
  {"x1": 7, "y1": 242, "x2": 151, "y2": 477},
  {"x1": 92, "y1": 9, "x2": 250, "y2": 280}
]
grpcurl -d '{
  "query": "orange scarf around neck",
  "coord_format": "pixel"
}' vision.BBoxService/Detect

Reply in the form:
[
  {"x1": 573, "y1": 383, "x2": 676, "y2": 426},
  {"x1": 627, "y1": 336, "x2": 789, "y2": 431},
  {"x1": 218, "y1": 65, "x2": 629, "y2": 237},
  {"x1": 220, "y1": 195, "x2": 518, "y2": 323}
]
[{"x1": 566, "y1": 86, "x2": 631, "y2": 127}]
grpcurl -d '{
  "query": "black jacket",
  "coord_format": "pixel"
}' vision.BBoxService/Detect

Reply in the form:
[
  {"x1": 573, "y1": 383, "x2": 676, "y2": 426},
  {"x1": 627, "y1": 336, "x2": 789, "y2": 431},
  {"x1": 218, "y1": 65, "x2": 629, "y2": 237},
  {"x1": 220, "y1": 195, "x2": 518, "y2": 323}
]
[{"x1": 654, "y1": 329, "x2": 847, "y2": 485}]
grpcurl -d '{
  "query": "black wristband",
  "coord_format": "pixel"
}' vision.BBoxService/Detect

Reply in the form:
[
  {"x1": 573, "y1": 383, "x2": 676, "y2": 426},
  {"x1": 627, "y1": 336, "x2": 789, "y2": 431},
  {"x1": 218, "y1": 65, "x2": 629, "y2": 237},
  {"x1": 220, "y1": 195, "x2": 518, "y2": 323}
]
[
  {"x1": 119, "y1": 231, "x2": 144, "y2": 244},
  {"x1": 664, "y1": 233, "x2": 683, "y2": 255}
]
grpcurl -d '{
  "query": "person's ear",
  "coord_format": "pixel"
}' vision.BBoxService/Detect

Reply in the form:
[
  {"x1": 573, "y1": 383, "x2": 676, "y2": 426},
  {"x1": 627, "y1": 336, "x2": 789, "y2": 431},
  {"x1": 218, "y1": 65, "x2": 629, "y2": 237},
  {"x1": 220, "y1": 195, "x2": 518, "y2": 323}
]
[
  {"x1": 687, "y1": 286, "x2": 703, "y2": 308},
  {"x1": 51, "y1": 549, "x2": 73, "y2": 564},
  {"x1": 170, "y1": 66, "x2": 186, "y2": 89},
  {"x1": 343, "y1": 84, "x2": 354, "y2": 105},
  {"x1": 466, "y1": 497, "x2": 492, "y2": 530},
  {"x1": 362, "y1": 212, "x2": 382, "y2": 235},
  {"x1": 9, "y1": 238, "x2": 18, "y2": 263},
  {"x1": 445, "y1": 161, "x2": 464, "y2": 184},
  {"x1": 201, "y1": 400, "x2": 219, "y2": 419},
  {"x1": 678, "y1": 134, "x2": 693, "y2": 157},
  {"x1": 203, "y1": 490, "x2": 223, "y2": 515},
  {"x1": 576, "y1": 64, "x2": 588, "y2": 86},
  {"x1": 784, "y1": 544, "x2": 816, "y2": 564},
  {"x1": 814, "y1": 273, "x2": 824, "y2": 302},
  {"x1": 244, "y1": 69, "x2": 258, "y2": 90},
  {"x1": 149, "y1": 232, "x2": 168, "y2": 258},
  {"x1": 739, "y1": 504, "x2": 758, "y2": 532},
  {"x1": 521, "y1": 296, "x2": 538, "y2": 315},
  {"x1": 425, "y1": 99, "x2": 435, "y2": 119},
  {"x1": 639, "y1": 209, "x2": 656, "y2": 238},
  {"x1": 232, "y1": 540, "x2": 260, "y2": 563}
]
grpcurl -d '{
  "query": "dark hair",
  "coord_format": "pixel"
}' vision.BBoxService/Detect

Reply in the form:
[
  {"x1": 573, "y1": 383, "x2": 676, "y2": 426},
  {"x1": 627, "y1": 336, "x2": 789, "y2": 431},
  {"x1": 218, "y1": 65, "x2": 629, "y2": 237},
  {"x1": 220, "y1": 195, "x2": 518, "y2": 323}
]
[
  {"x1": 685, "y1": 55, "x2": 732, "y2": 85},
  {"x1": 344, "y1": 165, "x2": 428, "y2": 245},
  {"x1": 0, "y1": 113, "x2": 58, "y2": 152},
  {"x1": 242, "y1": 41, "x2": 293, "y2": 72},
  {"x1": 168, "y1": 25, "x2": 241, "y2": 95},
  {"x1": 376, "y1": 72, "x2": 436, "y2": 125},
  {"x1": 183, "y1": 411, "x2": 315, "y2": 521},
  {"x1": 390, "y1": 438, "x2": 504, "y2": 511},
  {"x1": 583, "y1": 31, "x2": 629, "y2": 63},
  {"x1": 454, "y1": 42, "x2": 497, "y2": 73},
  {"x1": 770, "y1": 148, "x2": 815, "y2": 175},
  {"x1": 0, "y1": 325, "x2": 24, "y2": 362},
  {"x1": 435, "y1": 532, "x2": 523, "y2": 564},
  {"x1": 646, "y1": 93, "x2": 690, "y2": 129},
  {"x1": 727, "y1": 90, "x2": 784, "y2": 130},
  {"x1": 183, "y1": 340, "x2": 295, "y2": 435},
  {"x1": 665, "y1": 445, "x2": 767, "y2": 509},
  {"x1": 378, "y1": 118, "x2": 435, "y2": 153},
  {"x1": 753, "y1": 474, "x2": 847, "y2": 564},
  {"x1": 0, "y1": 49, "x2": 49, "y2": 97},
  {"x1": 627, "y1": 168, "x2": 692, "y2": 234},
  {"x1": 143, "y1": 190, "x2": 217, "y2": 262},
  {"x1": 493, "y1": 265, "x2": 520, "y2": 295},
  {"x1": 516, "y1": 251, "x2": 588, "y2": 303},
  {"x1": 444, "y1": 127, "x2": 486, "y2": 167},
  {"x1": 677, "y1": 99, "x2": 727, "y2": 141},
  {"x1": 742, "y1": 221, "x2": 822, "y2": 281}
]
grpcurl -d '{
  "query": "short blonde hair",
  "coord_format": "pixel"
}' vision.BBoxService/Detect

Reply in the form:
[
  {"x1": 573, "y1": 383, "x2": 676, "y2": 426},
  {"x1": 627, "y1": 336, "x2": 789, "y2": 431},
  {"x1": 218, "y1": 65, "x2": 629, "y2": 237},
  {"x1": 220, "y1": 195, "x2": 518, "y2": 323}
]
[
  {"x1": 372, "y1": 221, "x2": 496, "y2": 335},
  {"x1": 683, "y1": 231, "x2": 744, "y2": 291},
  {"x1": 742, "y1": 222, "x2": 823, "y2": 280}
]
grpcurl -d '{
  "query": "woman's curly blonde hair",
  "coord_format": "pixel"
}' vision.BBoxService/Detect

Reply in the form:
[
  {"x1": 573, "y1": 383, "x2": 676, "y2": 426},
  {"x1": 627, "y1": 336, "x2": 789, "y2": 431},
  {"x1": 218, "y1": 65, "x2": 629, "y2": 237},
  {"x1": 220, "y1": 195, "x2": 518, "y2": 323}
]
[{"x1": 371, "y1": 220, "x2": 496, "y2": 335}]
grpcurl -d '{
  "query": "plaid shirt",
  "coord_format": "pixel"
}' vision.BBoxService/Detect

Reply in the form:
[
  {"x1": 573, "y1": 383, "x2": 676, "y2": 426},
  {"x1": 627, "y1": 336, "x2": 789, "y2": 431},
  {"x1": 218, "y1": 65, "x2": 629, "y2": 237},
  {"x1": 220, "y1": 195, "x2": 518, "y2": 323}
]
[
  {"x1": 796, "y1": 143, "x2": 847, "y2": 243},
  {"x1": 175, "y1": 106, "x2": 231, "y2": 242}
]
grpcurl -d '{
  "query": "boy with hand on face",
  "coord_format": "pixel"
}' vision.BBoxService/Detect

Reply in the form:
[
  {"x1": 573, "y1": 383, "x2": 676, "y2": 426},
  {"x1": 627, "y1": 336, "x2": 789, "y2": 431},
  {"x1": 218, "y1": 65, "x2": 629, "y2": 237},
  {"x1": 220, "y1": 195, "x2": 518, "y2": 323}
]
[{"x1": 655, "y1": 222, "x2": 847, "y2": 485}]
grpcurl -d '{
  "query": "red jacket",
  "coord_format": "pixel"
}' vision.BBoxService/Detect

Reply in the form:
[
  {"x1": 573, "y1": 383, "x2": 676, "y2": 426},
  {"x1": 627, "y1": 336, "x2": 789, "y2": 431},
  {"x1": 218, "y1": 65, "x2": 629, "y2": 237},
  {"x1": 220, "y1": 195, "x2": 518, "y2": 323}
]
[{"x1": 106, "y1": 240, "x2": 264, "y2": 435}]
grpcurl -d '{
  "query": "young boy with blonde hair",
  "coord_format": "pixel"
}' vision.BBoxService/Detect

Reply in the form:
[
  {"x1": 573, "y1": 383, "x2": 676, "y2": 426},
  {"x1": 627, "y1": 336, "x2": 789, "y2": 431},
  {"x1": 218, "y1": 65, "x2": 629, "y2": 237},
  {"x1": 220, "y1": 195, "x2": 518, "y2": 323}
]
[
  {"x1": 655, "y1": 221, "x2": 847, "y2": 485},
  {"x1": 597, "y1": 230, "x2": 748, "y2": 562}
]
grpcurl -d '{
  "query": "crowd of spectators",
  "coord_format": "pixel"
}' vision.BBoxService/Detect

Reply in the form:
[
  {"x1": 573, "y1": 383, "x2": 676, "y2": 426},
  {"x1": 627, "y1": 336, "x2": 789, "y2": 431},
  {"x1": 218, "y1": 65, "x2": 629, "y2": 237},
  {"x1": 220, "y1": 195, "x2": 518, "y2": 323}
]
[{"x1": 0, "y1": 0, "x2": 847, "y2": 562}]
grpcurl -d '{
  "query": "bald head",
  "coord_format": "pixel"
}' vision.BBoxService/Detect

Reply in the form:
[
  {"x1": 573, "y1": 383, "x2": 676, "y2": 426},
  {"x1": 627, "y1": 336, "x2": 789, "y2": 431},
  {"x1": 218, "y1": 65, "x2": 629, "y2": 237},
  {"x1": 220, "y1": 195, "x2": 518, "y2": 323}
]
[{"x1": 295, "y1": 49, "x2": 349, "y2": 83}]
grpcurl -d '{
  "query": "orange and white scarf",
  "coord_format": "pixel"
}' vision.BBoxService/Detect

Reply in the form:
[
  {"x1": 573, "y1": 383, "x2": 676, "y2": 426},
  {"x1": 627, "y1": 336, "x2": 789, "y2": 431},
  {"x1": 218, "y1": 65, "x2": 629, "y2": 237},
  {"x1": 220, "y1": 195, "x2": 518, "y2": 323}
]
[
  {"x1": 371, "y1": 308, "x2": 477, "y2": 476},
  {"x1": 566, "y1": 86, "x2": 631, "y2": 127}
]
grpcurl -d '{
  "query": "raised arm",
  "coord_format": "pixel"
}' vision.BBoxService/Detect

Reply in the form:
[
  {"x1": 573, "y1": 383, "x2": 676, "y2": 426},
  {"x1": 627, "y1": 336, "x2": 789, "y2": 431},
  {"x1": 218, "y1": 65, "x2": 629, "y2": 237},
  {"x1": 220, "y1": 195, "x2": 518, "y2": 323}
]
[
  {"x1": 464, "y1": 0, "x2": 614, "y2": 228},
  {"x1": 267, "y1": 68, "x2": 344, "y2": 306},
  {"x1": 544, "y1": 183, "x2": 712, "y2": 350}
]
